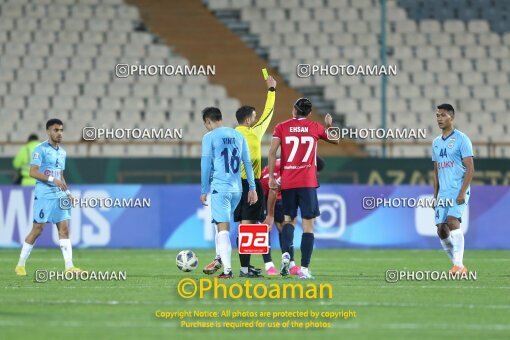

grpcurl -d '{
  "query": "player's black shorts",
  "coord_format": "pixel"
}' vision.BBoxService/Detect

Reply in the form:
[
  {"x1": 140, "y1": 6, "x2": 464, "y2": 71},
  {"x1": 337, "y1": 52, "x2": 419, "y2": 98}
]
[
  {"x1": 274, "y1": 199, "x2": 284, "y2": 224},
  {"x1": 234, "y1": 179, "x2": 266, "y2": 222},
  {"x1": 263, "y1": 196, "x2": 284, "y2": 224},
  {"x1": 281, "y1": 187, "x2": 320, "y2": 220}
]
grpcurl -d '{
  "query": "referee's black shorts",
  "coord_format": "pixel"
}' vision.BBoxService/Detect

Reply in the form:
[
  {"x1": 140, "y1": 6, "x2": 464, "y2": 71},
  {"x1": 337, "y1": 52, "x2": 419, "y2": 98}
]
[{"x1": 234, "y1": 179, "x2": 266, "y2": 222}]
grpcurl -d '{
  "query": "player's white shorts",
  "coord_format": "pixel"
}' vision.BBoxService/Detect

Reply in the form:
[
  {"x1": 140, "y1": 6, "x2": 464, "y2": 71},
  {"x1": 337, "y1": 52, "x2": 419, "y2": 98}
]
[
  {"x1": 211, "y1": 191, "x2": 242, "y2": 223},
  {"x1": 434, "y1": 191, "x2": 470, "y2": 224}
]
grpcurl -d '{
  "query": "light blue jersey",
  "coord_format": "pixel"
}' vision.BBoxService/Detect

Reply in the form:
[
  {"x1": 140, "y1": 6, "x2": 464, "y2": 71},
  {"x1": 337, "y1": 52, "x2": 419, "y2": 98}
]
[
  {"x1": 432, "y1": 129, "x2": 474, "y2": 197},
  {"x1": 201, "y1": 127, "x2": 255, "y2": 194},
  {"x1": 201, "y1": 127, "x2": 255, "y2": 223},
  {"x1": 31, "y1": 140, "x2": 67, "y2": 199},
  {"x1": 432, "y1": 129, "x2": 474, "y2": 224},
  {"x1": 30, "y1": 140, "x2": 70, "y2": 224}
]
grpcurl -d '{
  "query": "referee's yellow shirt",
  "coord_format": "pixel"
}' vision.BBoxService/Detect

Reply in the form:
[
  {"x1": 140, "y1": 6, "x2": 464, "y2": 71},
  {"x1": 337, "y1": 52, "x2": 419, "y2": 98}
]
[{"x1": 236, "y1": 90, "x2": 275, "y2": 180}]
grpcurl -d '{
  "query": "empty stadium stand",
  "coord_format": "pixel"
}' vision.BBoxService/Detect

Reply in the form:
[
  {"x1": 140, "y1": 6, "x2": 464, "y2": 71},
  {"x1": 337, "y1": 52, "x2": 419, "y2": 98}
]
[
  {"x1": 204, "y1": 0, "x2": 510, "y2": 157},
  {"x1": 1, "y1": 0, "x2": 508, "y2": 158},
  {"x1": 0, "y1": 0, "x2": 241, "y2": 157}
]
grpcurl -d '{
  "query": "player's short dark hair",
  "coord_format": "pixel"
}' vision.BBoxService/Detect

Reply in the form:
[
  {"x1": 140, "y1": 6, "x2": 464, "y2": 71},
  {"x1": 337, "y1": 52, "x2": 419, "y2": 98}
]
[
  {"x1": 437, "y1": 103, "x2": 455, "y2": 115},
  {"x1": 27, "y1": 134, "x2": 38, "y2": 142},
  {"x1": 46, "y1": 118, "x2": 63, "y2": 129},
  {"x1": 236, "y1": 106, "x2": 256, "y2": 124},
  {"x1": 202, "y1": 107, "x2": 222, "y2": 122},
  {"x1": 316, "y1": 156, "x2": 326, "y2": 173},
  {"x1": 294, "y1": 98, "x2": 312, "y2": 117}
]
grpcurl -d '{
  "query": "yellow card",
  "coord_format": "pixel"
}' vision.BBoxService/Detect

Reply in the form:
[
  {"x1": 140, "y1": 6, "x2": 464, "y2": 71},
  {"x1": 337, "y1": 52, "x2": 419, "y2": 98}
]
[{"x1": 262, "y1": 68, "x2": 268, "y2": 80}]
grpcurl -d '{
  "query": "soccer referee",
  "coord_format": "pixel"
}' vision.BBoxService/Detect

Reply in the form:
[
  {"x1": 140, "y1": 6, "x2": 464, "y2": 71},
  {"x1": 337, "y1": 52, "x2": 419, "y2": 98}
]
[
  {"x1": 202, "y1": 75, "x2": 276, "y2": 277},
  {"x1": 234, "y1": 75, "x2": 277, "y2": 277}
]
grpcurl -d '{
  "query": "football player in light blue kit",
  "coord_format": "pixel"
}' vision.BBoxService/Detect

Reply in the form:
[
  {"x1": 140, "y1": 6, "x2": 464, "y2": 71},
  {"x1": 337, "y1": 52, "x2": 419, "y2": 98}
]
[
  {"x1": 15, "y1": 119, "x2": 83, "y2": 276},
  {"x1": 200, "y1": 107, "x2": 258, "y2": 279},
  {"x1": 432, "y1": 104, "x2": 474, "y2": 274}
]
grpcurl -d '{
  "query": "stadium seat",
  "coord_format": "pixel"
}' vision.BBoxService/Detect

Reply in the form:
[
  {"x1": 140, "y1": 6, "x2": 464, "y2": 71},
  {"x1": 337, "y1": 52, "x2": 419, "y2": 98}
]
[
  {"x1": 47, "y1": 56, "x2": 70, "y2": 71},
  {"x1": 475, "y1": 59, "x2": 498, "y2": 72},
  {"x1": 76, "y1": 96, "x2": 98, "y2": 110},
  {"x1": 388, "y1": 99, "x2": 408, "y2": 113},
  {"x1": 458, "y1": 98, "x2": 483, "y2": 112},
  {"x1": 100, "y1": 97, "x2": 122, "y2": 111},
  {"x1": 27, "y1": 96, "x2": 50, "y2": 110},
  {"x1": 447, "y1": 85, "x2": 471, "y2": 99},
  {"x1": 462, "y1": 73, "x2": 484, "y2": 86},
  {"x1": 9, "y1": 83, "x2": 31, "y2": 96},
  {"x1": 52, "y1": 97, "x2": 74, "y2": 113},
  {"x1": 56, "y1": 82, "x2": 79, "y2": 96},
  {"x1": 33, "y1": 83, "x2": 56, "y2": 97},
  {"x1": 425, "y1": 33, "x2": 450, "y2": 47},
  {"x1": 476, "y1": 33, "x2": 502, "y2": 46},
  {"x1": 3, "y1": 96, "x2": 25, "y2": 110},
  {"x1": 485, "y1": 72, "x2": 508, "y2": 86},
  {"x1": 398, "y1": 85, "x2": 421, "y2": 99}
]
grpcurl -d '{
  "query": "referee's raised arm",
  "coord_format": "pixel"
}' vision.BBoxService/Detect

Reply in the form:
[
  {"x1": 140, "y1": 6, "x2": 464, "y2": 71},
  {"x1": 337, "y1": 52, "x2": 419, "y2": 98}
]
[{"x1": 251, "y1": 75, "x2": 277, "y2": 139}]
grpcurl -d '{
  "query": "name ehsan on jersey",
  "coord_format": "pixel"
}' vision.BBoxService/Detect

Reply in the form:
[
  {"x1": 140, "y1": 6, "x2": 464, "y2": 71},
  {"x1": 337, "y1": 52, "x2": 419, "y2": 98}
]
[
  {"x1": 289, "y1": 127, "x2": 309, "y2": 132},
  {"x1": 438, "y1": 160, "x2": 455, "y2": 169},
  {"x1": 222, "y1": 138, "x2": 236, "y2": 144}
]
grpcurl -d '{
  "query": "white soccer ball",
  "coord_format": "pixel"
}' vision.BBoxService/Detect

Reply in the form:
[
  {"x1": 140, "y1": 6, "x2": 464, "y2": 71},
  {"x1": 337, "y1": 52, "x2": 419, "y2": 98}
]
[{"x1": 176, "y1": 250, "x2": 198, "y2": 272}]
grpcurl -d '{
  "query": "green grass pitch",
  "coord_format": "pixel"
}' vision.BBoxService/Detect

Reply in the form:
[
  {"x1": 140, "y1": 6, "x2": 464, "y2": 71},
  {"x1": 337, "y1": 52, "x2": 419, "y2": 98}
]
[{"x1": 1, "y1": 249, "x2": 509, "y2": 339}]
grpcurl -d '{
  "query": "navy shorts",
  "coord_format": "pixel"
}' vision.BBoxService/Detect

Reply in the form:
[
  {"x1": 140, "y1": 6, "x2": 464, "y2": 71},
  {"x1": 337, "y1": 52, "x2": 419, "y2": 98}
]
[
  {"x1": 281, "y1": 188, "x2": 320, "y2": 220},
  {"x1": 263, "y1": 196, "x2": 284, "y2": 224}
]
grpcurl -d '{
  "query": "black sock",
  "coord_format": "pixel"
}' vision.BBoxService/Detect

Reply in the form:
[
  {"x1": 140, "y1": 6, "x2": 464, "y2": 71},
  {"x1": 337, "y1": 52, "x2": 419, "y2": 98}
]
[
  {"x1": 262, "y1": 233, "x2": 272, "y2": 263},
  {"x1": 281, "y1": 223, "x2": 294, "y2": 255},
  {"x1": 300, "y1": 233, "x2": 314, "y2": 267},
  {"x1": 236, "y1": 236, "x2": 251, "y2": 268},
  {"x1": 240, "y1": 254, "x2": 251, "y2": 268},
  {"x1": 278, "y1": 230, "x2": 294, "y2": 261}
]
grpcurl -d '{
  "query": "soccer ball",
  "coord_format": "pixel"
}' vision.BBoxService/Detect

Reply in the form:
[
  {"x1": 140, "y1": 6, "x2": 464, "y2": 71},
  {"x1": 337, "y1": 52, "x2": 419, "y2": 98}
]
[{"x1": 176, "y1": 250, "x2": 198, "y2": 272}]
